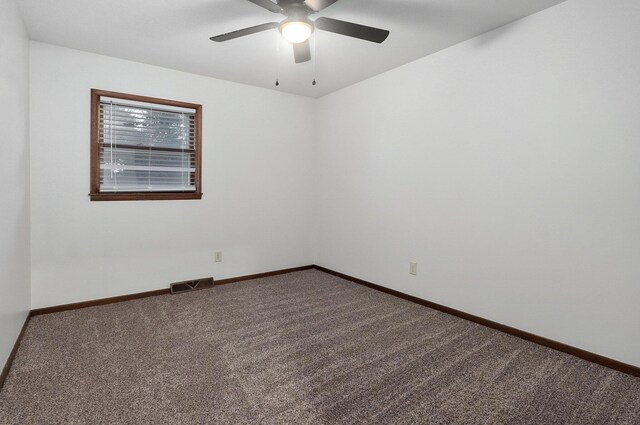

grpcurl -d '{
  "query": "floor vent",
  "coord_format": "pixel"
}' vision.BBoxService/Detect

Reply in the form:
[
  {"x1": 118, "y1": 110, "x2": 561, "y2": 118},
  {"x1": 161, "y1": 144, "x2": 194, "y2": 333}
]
[{"x1": 170, "y1": 277, "x2": 215, "y2": 295}]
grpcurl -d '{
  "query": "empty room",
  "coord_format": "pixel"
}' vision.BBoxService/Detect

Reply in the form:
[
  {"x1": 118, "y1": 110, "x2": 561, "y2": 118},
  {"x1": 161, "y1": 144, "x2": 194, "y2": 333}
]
[{"x1": 1, "y1": 0, "x2": 639, "y2": 423}]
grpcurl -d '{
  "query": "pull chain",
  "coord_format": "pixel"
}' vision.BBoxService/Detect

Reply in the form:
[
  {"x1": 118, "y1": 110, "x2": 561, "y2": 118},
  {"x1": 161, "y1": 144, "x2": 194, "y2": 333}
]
[
  {"x1": 312, "y1": 32, "x2": 317, "y2": 86},
  {"x1": 275, "y1": 33, "x2": 280, "y2": 87}
]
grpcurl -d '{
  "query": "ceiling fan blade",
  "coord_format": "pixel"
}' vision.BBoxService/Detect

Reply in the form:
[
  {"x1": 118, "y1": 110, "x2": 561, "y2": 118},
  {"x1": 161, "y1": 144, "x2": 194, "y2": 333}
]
[
  {"x1": 210, "y1": 22, "x2": 279, "y2": 42},
  {"x1": 293, "y1": 40, "x2": 311, "y2": 63},
  {"x1": 246, "y1": 0, "x2": 283, "y2": 13},
  {"x1": 315, "y1": 17, "x2": 390, "y2": 43},
  {"x1": 304, "y1": 0, "x2": 340, "y2": 12}
]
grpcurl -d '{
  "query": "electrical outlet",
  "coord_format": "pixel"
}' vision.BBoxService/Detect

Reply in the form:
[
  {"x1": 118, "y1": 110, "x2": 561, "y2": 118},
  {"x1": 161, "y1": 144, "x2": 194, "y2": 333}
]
[
  {"x1": 214, "y1": 251, "x2": 223, "y2": 262},
  {"x1": 409, "y1": 262, "x2": 417, "y2": 276}
]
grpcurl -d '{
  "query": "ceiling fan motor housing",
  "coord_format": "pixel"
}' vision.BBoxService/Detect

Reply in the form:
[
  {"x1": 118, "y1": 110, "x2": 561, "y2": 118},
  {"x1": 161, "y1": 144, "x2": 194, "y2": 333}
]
[{"x1": 278, "y1": 0, "x2": 315, "y2": 17}]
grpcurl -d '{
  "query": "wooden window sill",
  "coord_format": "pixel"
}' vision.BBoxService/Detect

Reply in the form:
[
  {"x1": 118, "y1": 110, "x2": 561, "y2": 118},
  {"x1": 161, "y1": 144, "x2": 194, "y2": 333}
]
[{"x1": 89, "y1": 192, "x2": 202, "y2": 202}]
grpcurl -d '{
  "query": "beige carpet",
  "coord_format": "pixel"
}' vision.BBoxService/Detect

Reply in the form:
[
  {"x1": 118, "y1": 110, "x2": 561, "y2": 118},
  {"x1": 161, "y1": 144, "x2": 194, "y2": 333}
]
[{"x1": 1, "y1": 269, "x2": 639, "y2": 424}]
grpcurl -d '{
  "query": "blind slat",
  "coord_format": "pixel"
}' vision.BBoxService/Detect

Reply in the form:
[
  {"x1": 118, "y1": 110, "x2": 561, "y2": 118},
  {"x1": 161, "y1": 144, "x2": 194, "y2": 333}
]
[
  {"x1": 100, "y1": 164, "x2": 195, "y2": 173},
  {"x1": 100, "y1": 97, "x2": 196, "y2": 114}
]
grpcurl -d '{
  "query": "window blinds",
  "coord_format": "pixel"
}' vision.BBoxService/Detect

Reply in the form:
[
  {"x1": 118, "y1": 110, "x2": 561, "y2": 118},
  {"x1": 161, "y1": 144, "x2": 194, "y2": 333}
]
[{"x1": 98, "y1": 98, "x2": 197, "y2": 193}]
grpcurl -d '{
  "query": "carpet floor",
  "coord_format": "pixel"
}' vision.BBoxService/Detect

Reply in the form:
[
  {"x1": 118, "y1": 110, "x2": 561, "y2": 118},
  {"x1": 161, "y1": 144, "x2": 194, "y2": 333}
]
[{"x1": 1, "y1": 269, "x2": 639, "y2": 424}]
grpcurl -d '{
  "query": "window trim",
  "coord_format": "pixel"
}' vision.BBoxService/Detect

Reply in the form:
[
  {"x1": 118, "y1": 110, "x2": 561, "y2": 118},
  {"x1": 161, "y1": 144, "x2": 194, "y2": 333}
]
[{"x1": 90, "y1": 89, "x2": 203, "y2": 201}]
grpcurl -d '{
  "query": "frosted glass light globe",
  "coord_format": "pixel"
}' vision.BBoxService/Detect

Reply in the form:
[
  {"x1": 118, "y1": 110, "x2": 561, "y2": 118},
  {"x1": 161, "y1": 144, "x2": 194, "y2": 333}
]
[{"x1": 280, "y1": 21, "x2": 313, "y2": 44}]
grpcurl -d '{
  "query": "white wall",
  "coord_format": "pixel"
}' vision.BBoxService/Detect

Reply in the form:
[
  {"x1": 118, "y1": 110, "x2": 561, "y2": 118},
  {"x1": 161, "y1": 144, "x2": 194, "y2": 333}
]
[
  {"x1": 23, "y1": 0, "x2": 640, "y2": 368},
  {"x1": 0, "y1": 0, "x2": 31, "y2": 368},
  {"x1": 30, "y1": 42, "x2": 315, "y2": 308},
  {"x1": 315, "y1": 0, "x2": 640, "y2": 367}
]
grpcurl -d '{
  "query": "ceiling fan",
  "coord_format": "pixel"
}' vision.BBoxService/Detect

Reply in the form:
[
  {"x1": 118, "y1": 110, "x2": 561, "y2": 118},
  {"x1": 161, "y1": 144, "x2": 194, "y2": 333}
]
[{"x1": 210, "y1": 0, "x2": 390, "y2": 64}]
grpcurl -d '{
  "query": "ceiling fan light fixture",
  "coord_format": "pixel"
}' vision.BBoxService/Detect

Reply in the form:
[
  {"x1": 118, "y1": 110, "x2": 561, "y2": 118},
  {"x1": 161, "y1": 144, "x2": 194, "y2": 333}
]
[{"x1": 279, "y1": 20, "x2": 314, "y2": 44}]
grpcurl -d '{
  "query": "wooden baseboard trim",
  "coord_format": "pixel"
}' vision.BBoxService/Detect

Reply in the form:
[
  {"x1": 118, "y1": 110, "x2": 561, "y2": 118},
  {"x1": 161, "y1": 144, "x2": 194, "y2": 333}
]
[
  {"x1": 216, "y1": 265, "x2": 314, "y2": 285},
  {"x1": 29, "y1": 265, "x2": 315, "y2": 317},
  {"x1": 0, "y1": 314, "x2": 31, "y2": 392},
  {"x1": 19, "y1": 265, "x2": 637, "y2": 383},
  {"x1": 313, "y1": 265, "x2": 640, "y2": 378},
  {"x1": 30, "y1": 288, "x2": 171, "y2": 317}
]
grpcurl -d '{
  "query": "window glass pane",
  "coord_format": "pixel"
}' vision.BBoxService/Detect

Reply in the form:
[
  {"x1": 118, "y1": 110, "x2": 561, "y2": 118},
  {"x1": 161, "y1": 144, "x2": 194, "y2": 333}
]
[{"x1": 97, "y1": 98, "x2": 198, "y2": 194}]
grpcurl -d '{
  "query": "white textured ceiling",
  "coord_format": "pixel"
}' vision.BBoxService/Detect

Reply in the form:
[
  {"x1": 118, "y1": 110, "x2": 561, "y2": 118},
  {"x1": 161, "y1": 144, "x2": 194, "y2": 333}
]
[{"x1": 19, "y1": 0, "x2": 566, "y2": 98}]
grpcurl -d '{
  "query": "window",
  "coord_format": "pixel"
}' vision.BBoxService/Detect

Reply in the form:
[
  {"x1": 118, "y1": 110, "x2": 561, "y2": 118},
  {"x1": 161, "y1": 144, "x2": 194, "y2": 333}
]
[{"x1": 90, "y1": 89, "x2": 202, "y2": 201}]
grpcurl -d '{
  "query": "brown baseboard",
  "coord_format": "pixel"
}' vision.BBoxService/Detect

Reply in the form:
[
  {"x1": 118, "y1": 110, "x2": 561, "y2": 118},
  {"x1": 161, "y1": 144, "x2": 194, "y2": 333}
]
[
  {"x1": 0, "y1": 314, "x2": 31, "y2": 392},
  {"x1": 16, "y1": 264, "x2": 638, "y2": 385},
  {"x1": 216, "y1": 265, "x2": 314, "y2": 285},
  {"x1": 313, "y1": 265, "x2": 640, "y2": 379},
  {"x1": 30, "y1": 265, "x2": 315, "y2": 317},
  {"x1": 30, "y1": 288, "x2": 171, "y2": 317}
]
